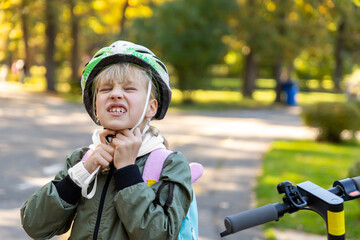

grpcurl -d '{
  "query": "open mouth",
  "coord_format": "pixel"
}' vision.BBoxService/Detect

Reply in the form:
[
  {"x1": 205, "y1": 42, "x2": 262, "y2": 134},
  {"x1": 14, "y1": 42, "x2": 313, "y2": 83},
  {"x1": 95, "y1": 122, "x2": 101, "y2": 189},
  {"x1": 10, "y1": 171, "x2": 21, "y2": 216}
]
[
  {"x1": 107, "y1": 104, "x2": 127, "y2": 114},
  {"x1": 108, "y1": 108, "x2": 126, "y2": 113}
]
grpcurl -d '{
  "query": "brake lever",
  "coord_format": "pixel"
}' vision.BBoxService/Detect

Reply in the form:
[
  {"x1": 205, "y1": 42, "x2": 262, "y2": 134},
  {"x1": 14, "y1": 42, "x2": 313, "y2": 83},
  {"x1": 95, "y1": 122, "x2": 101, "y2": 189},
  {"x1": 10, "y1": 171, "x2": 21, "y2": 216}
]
[{"x1": 277, "y1": 181, "x2": 307, "y2": 210}]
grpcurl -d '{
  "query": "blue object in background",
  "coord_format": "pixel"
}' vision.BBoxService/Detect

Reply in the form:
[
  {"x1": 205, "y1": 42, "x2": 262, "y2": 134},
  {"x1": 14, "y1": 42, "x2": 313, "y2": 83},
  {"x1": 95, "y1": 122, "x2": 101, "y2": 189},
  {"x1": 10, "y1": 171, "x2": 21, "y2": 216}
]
[{"x1": 282, "y1": 81, "x2": 298, "y2": 106}]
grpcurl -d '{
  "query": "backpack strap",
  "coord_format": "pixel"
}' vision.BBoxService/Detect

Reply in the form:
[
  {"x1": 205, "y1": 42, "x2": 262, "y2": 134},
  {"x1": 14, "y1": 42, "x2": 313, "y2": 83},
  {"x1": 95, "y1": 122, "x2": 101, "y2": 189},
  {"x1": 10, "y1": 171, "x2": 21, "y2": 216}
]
[
  {"x1": 142, "y1": 148, "x2": 173, "y2": 186},
  {"x1": 143, "y1": 148, "x2": 204, "y2": 186}
]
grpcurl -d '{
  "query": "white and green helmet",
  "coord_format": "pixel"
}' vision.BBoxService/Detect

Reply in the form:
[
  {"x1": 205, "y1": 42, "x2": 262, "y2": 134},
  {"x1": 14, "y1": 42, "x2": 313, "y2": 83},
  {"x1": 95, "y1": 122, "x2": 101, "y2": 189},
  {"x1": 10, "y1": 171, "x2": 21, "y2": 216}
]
[{"x1": 81, "y1": 40, "x2": 171, "y2": 125}]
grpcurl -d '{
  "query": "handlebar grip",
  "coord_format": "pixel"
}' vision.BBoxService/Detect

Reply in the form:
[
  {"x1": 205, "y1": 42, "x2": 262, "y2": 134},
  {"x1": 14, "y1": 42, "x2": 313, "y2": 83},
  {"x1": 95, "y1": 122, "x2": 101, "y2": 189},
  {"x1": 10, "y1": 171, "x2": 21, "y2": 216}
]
[
  {"x1": 223, "y1": 204, "x2": 280, "y2": 234},
  {"x1": 351, "y1": 176, "x2": 360, "y2": 191}
]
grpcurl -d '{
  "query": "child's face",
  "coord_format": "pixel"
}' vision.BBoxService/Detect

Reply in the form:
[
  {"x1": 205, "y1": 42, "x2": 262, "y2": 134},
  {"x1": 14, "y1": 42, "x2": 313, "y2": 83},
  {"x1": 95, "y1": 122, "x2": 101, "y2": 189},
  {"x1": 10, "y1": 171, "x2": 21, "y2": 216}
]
[{"x1": 95, "y1": 77, "x2": 149, "y2": 131}]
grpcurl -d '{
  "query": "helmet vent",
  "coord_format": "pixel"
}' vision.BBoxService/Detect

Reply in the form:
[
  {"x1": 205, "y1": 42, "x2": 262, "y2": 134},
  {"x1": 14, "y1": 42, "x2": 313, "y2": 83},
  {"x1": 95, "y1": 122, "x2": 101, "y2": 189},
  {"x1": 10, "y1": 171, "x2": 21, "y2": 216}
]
[
  {"x1": 135, "y1": 50, "x2": 150, "y2": 54},
  {"x1": 94, "y1": 53, "x2": 103, "y2": 58},
  {"x1": 156, "y1": 60, "x2": 168, "y2": 73}
]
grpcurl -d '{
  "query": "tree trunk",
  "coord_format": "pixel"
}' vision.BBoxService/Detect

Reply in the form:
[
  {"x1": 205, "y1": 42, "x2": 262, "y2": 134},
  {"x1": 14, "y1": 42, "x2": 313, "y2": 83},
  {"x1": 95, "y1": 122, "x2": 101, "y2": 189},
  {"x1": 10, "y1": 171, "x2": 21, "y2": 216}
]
[
  {"x1": 20, "y1": 0, "x2": 31, "y2": 77},
  {"x1": 70, "y1": 0, "x2": 80, "y2": 92},
  {"x1": 333, "y1": 20, "x2": 346, "y2": 92},
  {"x1": 45, "y1": 0, "x2": 57, "y2": 92},
  {"x1": 242, "y1": 49, "x2": 257, "y2": 98},
  {"x1": 176, "y1": 66, "x2": 193, "y2": 104},
  {"x1": 274, "y1": 57, "x2": 283, "y2": 103},
  {"x1": 119, "y1": 0, "x2": 129, "y2": 39}
]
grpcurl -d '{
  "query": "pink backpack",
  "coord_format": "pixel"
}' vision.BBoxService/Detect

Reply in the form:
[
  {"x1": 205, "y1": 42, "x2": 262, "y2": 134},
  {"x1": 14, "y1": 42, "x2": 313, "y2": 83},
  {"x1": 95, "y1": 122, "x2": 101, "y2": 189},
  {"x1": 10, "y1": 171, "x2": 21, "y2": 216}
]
[
  {"x1": 142, "y1": 148, "x2": 203, "y2": 240},
  {"x1": 143, "y1": 148, "x2": 203, "y2": 185}
]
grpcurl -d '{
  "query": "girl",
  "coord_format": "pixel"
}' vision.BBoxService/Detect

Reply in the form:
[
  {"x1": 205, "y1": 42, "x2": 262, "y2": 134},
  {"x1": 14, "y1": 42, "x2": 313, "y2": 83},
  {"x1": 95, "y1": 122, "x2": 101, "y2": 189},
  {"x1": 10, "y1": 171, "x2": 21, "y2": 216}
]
[{"x1": 20, "y1": 41, "x2": 193, "y2": 239}]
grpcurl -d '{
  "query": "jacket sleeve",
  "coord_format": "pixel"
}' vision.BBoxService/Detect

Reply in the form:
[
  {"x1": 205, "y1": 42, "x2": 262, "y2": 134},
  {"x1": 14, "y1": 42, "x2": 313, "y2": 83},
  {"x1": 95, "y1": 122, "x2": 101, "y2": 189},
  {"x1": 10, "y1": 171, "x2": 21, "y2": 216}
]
[
  {"x1": 20, "y1": 148, "x2": 86, "y2": 239},
  {"x1": 113, "y1": 151, "x2": 193, "y2": 240}
]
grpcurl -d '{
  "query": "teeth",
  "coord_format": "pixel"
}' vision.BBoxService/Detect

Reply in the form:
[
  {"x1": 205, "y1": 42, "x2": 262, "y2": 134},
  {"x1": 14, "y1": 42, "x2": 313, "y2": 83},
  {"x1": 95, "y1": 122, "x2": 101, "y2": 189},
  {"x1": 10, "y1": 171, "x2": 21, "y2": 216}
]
[{"x1": 109, "y1": 108, "x2": 126, "y2": 113}]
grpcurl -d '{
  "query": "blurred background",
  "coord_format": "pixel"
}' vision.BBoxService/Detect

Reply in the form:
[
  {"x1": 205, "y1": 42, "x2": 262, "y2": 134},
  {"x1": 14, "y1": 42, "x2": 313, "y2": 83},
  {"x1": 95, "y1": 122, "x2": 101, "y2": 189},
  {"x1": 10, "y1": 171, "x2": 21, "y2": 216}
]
[
  {"x1": 2, "y1": 0, "x2": 360, "y2": 239},
  {"x1": 1, "y1": 0, "x2": 360, "y2": 104}
]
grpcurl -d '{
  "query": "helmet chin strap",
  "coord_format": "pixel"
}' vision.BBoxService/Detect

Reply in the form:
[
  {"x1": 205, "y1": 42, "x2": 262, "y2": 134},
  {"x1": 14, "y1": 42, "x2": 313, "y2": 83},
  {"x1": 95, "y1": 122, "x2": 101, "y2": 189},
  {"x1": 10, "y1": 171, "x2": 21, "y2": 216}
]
[{"x1": 131, "y1": 79, "x2": 153, "y2": 135}]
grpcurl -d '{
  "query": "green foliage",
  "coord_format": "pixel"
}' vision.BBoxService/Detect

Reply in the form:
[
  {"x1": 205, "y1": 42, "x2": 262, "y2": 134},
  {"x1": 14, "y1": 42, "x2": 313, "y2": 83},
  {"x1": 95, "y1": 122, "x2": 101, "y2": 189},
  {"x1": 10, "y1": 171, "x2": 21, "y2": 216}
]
[
  {"x1": 130, "y1": 0, "x2": 237, "y2": 102},
  {"x1": 256, "y1": 140, "x2": 360, "y2": 239},
  {"x1": 349, "y1": 161, "x2": 360, "y2": 178},
  {"x1": 3, "y1": 0, "x2": 360, "y2": 96},
  {"x1": 301, "y1": 102, "x2": 360, "y2": 142}
]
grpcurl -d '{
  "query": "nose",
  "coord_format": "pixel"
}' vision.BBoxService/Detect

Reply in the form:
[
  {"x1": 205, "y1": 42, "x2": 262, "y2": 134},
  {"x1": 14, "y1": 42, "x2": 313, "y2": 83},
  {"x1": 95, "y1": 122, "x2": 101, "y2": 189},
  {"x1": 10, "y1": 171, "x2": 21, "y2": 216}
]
[{"x1": 109, "y1": 87, "x2": 123, "y2": 100}]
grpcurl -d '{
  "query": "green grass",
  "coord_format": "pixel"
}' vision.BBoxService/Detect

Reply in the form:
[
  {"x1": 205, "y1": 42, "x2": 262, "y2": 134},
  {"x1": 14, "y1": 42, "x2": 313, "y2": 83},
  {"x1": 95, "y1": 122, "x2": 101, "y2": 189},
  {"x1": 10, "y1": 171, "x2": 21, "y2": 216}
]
[
  {"x1": 169, "y1": 89, "x2": 275, "y2": 112},
  {"x1": 256, "y1": 140, "x2": 360, "y2": 239},
  {"x1": 170, "y1": 77, "x2": 346, "y2": 111},
  {"x1": 208, "y1": 77, "x2": 276, "y2": 91},
  {"x1": 298, "y1": 92, "x2": 346, "y2": 105}
]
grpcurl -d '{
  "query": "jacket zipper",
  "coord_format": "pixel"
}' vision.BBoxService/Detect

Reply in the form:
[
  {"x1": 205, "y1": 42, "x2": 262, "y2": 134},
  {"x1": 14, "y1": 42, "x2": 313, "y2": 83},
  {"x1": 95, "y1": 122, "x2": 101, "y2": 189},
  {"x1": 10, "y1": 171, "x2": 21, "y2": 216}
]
[{"x1": 93, "y1": 167, "x2": 114, "y2": 240}]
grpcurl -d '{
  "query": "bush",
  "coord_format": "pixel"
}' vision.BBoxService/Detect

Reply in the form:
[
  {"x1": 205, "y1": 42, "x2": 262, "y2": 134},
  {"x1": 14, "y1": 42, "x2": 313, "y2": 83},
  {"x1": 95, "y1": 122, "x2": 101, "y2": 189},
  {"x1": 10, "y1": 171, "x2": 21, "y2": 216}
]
[
  {"x1": 349, "y1": 161, "x2": 360, "y2": 178},
  {"x1": 301, "y1": 102, "x2": 360, "y2": 143}
]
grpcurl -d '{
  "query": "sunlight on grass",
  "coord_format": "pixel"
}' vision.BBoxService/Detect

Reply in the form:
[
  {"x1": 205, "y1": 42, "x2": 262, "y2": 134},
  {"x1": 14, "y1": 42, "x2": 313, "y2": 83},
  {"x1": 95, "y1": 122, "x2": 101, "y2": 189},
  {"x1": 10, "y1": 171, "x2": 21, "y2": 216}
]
[
  {"x1": 23, "y1": 77, "x2": 47, "y2": 92},
  {"x1": 170, "y1": 88, "x2": 275, "y2": 111},
  {"x1": 210, "y1": 77, "x2": 240, "y2": 90},
  {"x1": 298, "y1": 92, "x2": 346, "y2": 105},
  {"x1": 171, "y1": 89, "x2": 243, "y2": 103},
  {"x1": 253, "y1": 90, "x2": 276, "y2": 102},
  {"x1": 257, "y1": 78, "x2": 277, "y2": 89},
  {"x1": 172, "y1": 88, "x2": 276, "y2": 104},
  {"x1": 306, "y1": 79, "x2": 334, "y2": 90},
  {"x1": 195, "y1": 90, "x2": 242, "y2": 103},
  {"x1": 24, "y1": 66, "x2": 47, "y2": 91}
]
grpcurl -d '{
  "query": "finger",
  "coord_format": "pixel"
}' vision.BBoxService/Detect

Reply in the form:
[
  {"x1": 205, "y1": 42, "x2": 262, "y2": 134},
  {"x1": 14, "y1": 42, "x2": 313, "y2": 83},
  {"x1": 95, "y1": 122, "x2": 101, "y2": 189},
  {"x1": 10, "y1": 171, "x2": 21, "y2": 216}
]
[
  {"x1": 116, "y1": 129, "x2": 133, "y2": 138},
  {"x1": 114, "y1": 132, "x2": 133, "y2": 143},
  {"x1": 111, "y1": 137, "x2": 126, "y2": 149},
  {"x1": 99, "y1": 147, "x2": 114, "y2": 162},
  {"x1": 97, "y1": 157, "x2": 110, "y2": 169},
  {"x1": 97, "y1": 143, "x2": 115, "y2": 157},
  {"x1": 84, "y1": 150, "x2": 112, "y2": 173},
  {"x1": 133, "y1": 127, "x2": 141, "y2": 139}
]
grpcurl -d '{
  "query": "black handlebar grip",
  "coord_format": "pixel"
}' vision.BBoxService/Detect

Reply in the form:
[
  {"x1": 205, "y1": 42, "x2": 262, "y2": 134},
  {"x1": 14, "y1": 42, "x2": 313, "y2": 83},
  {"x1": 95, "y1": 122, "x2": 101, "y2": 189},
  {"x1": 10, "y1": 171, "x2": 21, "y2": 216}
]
[
  {"x1": 351, "y1": 176, "x2": 360, "y2": 191},
  {"x1": 224, "y1": 204, "x2": 280, "y2": 234}
]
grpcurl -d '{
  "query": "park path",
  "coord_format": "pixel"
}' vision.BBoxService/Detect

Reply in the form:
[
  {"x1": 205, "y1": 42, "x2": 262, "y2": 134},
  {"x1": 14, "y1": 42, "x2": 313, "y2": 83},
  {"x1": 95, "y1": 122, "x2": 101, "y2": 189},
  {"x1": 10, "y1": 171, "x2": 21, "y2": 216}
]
[{"x1": 0, "y1": 82, "x2": 315, "y2": 240}]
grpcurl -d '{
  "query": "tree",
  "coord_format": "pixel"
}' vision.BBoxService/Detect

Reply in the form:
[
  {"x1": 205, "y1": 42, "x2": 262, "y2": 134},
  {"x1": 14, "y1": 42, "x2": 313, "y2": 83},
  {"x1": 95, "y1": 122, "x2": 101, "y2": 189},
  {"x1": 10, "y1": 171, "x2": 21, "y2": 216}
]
[
  {"x1": 234, "y1": 0, "x2": 267, "y2": 98},
  {"x1": 118, "y1": 0, "x2": 129, "y2": 39},
  {"x1": 333, "y1": 19, "x2": 345, "y2": 92},
  {"x1": 263, "y1": 1, "x2": 326, "y2": 102},
  {"x1": 131, "y1": 0, "x2": 237, "y2": 103},
  {"x1": 328, "y1": 1, "x2": 360, "y2": 91},
  {"x1": 69, "y1": 0, "x2": 80, "y2": 92},
  {"x1": 45, "y1": 0, "x2": 57, "y2": 92},
  {"x1": 20, "y1": 0, "x2": 31, "y2": 77}
]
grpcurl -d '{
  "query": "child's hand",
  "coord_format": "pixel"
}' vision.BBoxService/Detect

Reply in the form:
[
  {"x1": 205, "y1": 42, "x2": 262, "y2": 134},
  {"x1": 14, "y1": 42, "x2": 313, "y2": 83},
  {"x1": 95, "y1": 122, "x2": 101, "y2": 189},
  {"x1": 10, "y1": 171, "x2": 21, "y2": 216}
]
[
  {"x1": 83, "y1": 129, "x2": 115, "y2": 173},
  {"x1": 112, "y1": 128, "x2": 142, "y2": 169}
]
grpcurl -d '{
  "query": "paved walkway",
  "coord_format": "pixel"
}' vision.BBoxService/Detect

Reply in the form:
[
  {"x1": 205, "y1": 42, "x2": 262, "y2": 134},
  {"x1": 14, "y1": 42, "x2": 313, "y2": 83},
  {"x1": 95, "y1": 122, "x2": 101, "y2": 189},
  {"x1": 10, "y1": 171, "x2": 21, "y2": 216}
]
[{"x1": 0, "y1": 83, "x2": 315, "y2": 240}]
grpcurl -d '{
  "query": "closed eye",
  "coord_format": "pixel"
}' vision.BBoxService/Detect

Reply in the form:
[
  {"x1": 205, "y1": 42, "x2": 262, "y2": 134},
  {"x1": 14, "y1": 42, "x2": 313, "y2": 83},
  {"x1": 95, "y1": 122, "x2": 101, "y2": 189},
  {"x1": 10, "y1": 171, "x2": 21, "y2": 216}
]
[
  {"x1": 125, "y1": 87, "x2": 137, "y2": 91},
  {"x1": 99, "y1": 87, "x2": 112, "y2": 92}
]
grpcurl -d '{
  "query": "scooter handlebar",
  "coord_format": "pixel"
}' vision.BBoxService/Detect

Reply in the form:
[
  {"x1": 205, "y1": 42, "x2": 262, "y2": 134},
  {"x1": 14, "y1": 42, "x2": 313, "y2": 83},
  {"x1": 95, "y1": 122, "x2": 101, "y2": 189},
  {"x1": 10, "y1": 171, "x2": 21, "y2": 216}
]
[
  {"x1": 221, "y1": 203, "x2": 286, "y2": 237},
  {"x1": 220, "y1": 177, "x2": 360, "y2": 238}
]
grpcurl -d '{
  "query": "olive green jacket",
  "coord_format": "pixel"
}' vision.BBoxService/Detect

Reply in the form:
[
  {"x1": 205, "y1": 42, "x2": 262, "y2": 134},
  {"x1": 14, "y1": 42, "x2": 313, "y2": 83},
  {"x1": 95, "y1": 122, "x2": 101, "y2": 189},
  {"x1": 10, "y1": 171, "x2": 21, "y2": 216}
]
[{"x1": 20, "y1": 147, "x2": 192, "y2": 240}]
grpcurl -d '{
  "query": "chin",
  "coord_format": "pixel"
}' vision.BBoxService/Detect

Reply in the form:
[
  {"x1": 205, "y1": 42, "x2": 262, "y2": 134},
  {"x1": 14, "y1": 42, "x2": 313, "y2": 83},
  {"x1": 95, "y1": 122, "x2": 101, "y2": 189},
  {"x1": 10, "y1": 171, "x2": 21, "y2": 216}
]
[{"x1": 101, "y1": 122, "x2": 128, "y2": 131}]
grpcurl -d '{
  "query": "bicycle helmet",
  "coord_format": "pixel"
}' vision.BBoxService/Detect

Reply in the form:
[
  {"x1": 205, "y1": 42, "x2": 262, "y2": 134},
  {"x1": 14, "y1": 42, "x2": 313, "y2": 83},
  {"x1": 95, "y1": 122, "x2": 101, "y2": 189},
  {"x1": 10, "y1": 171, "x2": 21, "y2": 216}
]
[{"x1": 81, "y1": 40, "x2": 171, "y2": 125}]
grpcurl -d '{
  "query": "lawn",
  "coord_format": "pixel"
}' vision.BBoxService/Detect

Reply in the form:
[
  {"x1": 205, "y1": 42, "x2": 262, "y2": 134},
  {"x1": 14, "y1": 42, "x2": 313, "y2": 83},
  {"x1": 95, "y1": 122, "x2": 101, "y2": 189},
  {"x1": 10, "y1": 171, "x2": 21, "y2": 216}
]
[{"x1": 256, "y1": 140, "x2": 360, "y2": 239}]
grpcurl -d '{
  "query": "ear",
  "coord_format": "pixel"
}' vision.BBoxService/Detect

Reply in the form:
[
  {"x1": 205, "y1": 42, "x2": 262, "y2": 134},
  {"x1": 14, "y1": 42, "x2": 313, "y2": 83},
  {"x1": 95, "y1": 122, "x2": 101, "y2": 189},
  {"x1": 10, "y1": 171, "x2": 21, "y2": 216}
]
[{"x1": 145, "y1": 99, "x2": 158, "y2": 118}]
